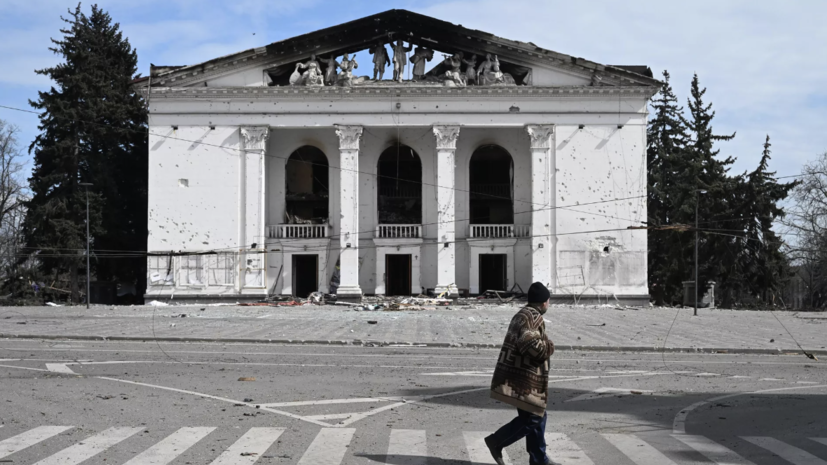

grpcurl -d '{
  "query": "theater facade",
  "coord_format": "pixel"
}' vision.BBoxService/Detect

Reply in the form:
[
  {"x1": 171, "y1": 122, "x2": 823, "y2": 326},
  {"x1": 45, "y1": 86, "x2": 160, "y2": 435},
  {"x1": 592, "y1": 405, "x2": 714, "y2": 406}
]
[{"x1": 138, "y1": 9, "x2": 658, "y2": 304}]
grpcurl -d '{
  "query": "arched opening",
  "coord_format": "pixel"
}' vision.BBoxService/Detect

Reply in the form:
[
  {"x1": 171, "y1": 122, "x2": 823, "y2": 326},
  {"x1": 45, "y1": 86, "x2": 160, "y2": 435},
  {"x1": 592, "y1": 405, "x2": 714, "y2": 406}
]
[
  {"x1": 469, "y1": 145, "x2": 514, "y2": 224},
  {"x1": 377, "y1": 144, "x2": 422, "y2": 225},
  {"x1": 285, "y1": 146, "x2": 329, "y2": 224}
]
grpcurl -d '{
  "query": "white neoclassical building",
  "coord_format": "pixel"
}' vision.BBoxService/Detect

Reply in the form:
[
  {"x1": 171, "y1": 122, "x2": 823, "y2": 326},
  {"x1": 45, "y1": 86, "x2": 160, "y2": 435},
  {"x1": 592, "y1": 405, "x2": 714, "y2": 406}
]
[{"x1": 137, "y1": 9, "x2": 658, "y2": 304}]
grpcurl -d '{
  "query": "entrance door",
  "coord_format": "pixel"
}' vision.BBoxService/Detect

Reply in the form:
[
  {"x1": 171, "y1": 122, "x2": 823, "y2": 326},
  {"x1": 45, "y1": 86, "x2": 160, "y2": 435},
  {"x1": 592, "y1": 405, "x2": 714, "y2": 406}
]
[
  {"x1": 479, "y1": 254, "x2": 507, "y2": 293},
  {"x1": 385, "y1": 254, "x2": 412, "y2": 296},
  {"x1": 292, "y1": 254, "x2": 318, "y2": 298}
]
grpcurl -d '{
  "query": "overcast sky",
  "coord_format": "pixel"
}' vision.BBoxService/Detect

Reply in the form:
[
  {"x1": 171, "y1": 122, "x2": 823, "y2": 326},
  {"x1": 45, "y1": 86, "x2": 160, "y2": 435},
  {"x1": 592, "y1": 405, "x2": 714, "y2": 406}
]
[{"x1": 0, "y1": 0, "x2": 824, "y2": 180}]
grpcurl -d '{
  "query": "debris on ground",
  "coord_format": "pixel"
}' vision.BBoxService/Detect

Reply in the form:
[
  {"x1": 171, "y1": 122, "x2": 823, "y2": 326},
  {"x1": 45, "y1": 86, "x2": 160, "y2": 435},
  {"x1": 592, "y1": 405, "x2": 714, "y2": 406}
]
[
  {"x1": 147, "y1": 300, "x2": 169, "y2": 307},
  {"x1": 45, "y1": 302, "x2": 62, "y2": 307},
  {"x1": 367, "y1": 320, "x2": 378, "y2": 324},
  {"x1": 237, "y1": 377, "x2": 256, "y2": 382}
]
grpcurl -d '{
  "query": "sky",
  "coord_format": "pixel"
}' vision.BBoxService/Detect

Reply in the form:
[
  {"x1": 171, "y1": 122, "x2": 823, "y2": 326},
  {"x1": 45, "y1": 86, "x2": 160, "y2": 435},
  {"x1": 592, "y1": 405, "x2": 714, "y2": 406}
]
[{"x1": 0, "y1": 0, "x2": 824, "y2": 181}]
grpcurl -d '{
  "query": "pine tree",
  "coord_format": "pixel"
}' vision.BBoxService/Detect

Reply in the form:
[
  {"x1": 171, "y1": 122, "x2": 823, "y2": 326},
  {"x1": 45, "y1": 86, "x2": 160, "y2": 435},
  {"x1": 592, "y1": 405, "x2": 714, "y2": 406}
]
[
  {"x1": 736, "y1": 136, "x2": 797, "y2": 303},
  {"x1": 675, "y1": 73, "x2": 737, "y2": 306},
  {"x1": 25, "y1": 4, "x2": 147, "y2": 303},
  {"x1": 646, "y1": 71, "x2": 690, "y2": 304}
]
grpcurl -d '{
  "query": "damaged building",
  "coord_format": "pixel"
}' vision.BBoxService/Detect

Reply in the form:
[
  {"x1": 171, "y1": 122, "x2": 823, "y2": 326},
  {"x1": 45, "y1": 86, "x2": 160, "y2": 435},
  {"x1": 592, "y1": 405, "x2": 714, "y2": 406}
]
[{"x1": 137, "y1": 9, "x2": 658, "y2": 304}]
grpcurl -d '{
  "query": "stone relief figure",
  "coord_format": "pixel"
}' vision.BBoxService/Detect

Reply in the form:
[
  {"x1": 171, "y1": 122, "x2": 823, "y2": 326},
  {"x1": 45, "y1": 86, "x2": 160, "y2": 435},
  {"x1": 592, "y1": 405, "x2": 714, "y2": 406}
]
[
  {"x1": 336, "y1": 53, "x2": 358, "y2": 86},
  {"x1": 410, "y1": 46, "x2": 434, "y2": 80},
  {"x1": 391, "y1": 39, "x2": 413, "y2": 82},
  {"x1": 478, "y1": 54, "x2": 515, "y2": 86},
  {"x1": 444, "y1": 70, "x2": 466, "y2": 87},
  {"x1": 290, "y1": 54, "x2": 325, "y2": 86},
  {"x1": 462, "y1": 54, "x2": 477, "y2": 85},
  {"x1": 319, "y1": 55, "x2": 339, "y2": 86},
  {"x1": 369, "y1": 41, "x2": 390, "y2": 80}
]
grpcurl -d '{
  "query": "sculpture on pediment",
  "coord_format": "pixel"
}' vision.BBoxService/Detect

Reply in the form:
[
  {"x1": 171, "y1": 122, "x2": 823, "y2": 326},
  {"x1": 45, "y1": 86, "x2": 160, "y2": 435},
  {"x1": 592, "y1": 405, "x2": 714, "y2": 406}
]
[
  {"x1": 590, "y1": 70, "x2": 603, "y2": 86},
  {"x1": 442, "y1": 52, "x2": 466, "y2": 87},
  {"x1": 478, "y1": 54, "x2": 516, "y2": 86},
  {"x1": 319, "y1": 55, "x2": 339, "y2": 86},
  {"x1": 410, "y1": 46, "x2": 434, "y2": 81},
  {"x1": 336, "y1": 53, "x2": 358, "y2": 87},
  {"x1": 369, "y1": 41, "x2": 390, "y2": 81},
  {"x1": 391, "y1": 40, "x2": 413, "y2": 82},
  {"x1": 463, "y1": 54, "x2": 478, "y2": 85},
  {"x1": 290, "y1": 54, "x2": 325, "y2": 86}
]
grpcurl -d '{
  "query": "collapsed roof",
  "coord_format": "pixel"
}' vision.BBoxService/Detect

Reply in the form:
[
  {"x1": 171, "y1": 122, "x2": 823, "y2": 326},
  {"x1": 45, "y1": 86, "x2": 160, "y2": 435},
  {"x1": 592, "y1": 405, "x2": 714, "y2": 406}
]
[{"x1": 140, "y1": 9, "x2": 659, "y2": 88}]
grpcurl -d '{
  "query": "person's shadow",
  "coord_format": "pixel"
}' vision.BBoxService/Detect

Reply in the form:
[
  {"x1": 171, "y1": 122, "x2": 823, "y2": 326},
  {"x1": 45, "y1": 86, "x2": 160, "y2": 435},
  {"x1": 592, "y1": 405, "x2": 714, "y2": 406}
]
[{"x1": 355, "y1": 453, "x2": 469, "y2": 464}]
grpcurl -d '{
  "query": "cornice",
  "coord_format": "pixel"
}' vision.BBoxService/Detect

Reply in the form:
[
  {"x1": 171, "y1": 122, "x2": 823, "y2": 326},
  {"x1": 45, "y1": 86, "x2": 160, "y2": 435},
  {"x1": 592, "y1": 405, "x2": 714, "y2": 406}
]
[{"x1": 145, "y1": 86, "x2": 657, "y2": 100}]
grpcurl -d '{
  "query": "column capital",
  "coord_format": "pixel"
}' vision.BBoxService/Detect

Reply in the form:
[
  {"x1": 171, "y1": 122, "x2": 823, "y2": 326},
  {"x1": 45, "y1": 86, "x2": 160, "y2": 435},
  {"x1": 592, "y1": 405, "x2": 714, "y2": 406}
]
[
  {"x1": 335, "y1": 125, "x2": 363, "y2": 150},
  {"x1": 526, "y1": 124, "x2": 554, "y2": 150},
  {"x1": 433, "y1": 125, "x2": 460, "y2": 150},
  {"x1": 240, "y1": 126, "x2": 270, "y2": 151}
]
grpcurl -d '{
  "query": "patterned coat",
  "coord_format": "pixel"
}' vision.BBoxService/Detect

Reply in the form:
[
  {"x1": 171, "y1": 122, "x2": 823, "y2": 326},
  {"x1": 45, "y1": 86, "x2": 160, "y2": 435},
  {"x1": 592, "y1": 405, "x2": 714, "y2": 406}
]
[{"x1": 490, "y1": 306, "x2": 554, "y2": 416}]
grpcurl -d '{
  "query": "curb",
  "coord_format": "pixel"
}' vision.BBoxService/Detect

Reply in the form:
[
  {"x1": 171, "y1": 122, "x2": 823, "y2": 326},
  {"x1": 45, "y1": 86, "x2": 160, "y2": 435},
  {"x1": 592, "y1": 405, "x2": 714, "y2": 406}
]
[{"x1": 1, "y1": 333, "x2": 824, "y2": 356}]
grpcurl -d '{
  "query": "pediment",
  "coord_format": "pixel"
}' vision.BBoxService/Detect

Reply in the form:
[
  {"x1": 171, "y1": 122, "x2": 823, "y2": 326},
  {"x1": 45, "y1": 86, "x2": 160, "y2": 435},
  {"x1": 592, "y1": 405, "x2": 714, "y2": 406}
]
[{"x1": 140, "y1": 10, "x2": 657, "y2": 90}]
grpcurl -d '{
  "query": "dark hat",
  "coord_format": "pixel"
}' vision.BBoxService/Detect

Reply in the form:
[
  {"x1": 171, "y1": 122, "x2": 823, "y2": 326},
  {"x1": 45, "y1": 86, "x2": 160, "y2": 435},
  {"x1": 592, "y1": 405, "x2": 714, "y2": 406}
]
[{"x1": 527, "y1": 282, "x2": 550, "y2": 303}]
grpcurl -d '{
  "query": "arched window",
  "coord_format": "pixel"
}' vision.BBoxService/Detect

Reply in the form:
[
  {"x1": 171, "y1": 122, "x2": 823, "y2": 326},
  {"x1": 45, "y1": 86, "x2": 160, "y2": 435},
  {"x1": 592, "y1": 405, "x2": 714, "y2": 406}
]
[
  {"x1": 469, "y1": 145, "x2": 514, "y2": 224},
  {"x1": 285, "y1": 146, "x2": 329, "y2": 224},
  {"x1": 377, "y1": 144, "x2": 422, "y2": 224}
]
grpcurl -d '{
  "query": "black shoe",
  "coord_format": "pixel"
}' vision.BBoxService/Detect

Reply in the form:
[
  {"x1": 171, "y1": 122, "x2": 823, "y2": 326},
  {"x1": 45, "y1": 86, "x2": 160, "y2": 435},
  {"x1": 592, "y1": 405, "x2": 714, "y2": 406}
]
[
  {"x1": 545, "y1": 459, "x2": 563, "y2": 465},
  {"x1": 483, "y1": 435, "x2": 505, "y2": 465}
]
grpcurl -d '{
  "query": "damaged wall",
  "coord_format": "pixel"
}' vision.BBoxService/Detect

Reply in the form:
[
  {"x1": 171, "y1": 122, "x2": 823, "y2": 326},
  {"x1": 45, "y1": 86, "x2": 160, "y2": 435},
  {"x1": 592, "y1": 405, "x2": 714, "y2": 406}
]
[{"x1": 554, "y1": 123, "x2": 648, "y2": 297}]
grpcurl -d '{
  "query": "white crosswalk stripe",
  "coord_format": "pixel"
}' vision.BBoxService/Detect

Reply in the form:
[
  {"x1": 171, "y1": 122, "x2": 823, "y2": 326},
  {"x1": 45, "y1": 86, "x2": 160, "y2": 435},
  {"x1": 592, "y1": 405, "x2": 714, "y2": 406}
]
[
  {"x1": 463, "y1": 431, "x2": 512, "y2": 465},
  {"x1": 3, "y1": 425, "x2": 827, "y2": 465},
  {"x1": 672, "y1": 434, "x2": 757, "y2": 465},
  {"x1": 545, "y1": 433, "x2": 594, "y2": 465},
  {"x1": 209, "y1": 427, "x2": 283, "y2": 465},
  {"x1": 34, "y1": 427, "x2": 144, "y2": 465},
  {"x1": 602, "y1": 434, "x2": 676, "y2": 465},
  {"x1": 742, "y1": 436, "x2": 827, "y2": 465},
  {"x1": 0, "y1": 426, "x2": 73, "y2": 459},
  {"x1": 123, "y1": 427, "x2": 216, "y2": 465},
  {"x1": 296, "y1": 427, "x2": 355, "y2": 465},
  {"x1": 387, "y1": 429, "x2": 428, "y2": 465}
]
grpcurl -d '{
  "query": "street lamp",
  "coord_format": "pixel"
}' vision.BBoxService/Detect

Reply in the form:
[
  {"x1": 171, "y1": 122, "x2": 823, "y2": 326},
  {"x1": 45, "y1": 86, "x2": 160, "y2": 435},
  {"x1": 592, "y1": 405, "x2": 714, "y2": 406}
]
[
  {"x1": 694, "y1": 189, "x2": 707, "y2": 316},
  {"x1": 79, "y1": 182, "x2": 93, "y2": 309}
]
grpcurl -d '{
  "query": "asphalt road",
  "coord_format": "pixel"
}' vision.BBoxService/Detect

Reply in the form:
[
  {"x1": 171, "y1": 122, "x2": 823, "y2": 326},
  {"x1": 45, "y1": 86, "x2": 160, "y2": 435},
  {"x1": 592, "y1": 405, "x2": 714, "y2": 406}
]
[{"x1": 1, "y1": 340, "x2": 826, "y2": 464}]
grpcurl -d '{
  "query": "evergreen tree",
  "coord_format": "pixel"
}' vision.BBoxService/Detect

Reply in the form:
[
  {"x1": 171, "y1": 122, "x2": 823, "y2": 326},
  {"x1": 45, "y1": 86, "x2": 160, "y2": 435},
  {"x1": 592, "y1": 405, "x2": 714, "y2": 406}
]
[
  {"x1": 646, "y1": 71, "x2": 689, "y2": 304},
  {"x1": 674, "y1": 73, "x2": 737, "y2": 305},
  {"x1": 735, "y1": 136, "x2": 797, "y2": 303},
  {"x1": 25, "y1": 4, "x2": 147, "y2": 303}
]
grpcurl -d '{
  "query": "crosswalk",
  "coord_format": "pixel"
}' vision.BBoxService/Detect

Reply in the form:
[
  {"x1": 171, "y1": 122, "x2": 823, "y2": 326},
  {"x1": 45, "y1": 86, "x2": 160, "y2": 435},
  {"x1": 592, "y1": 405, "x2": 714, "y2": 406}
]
[{"x1": 1, "y1": 425, "x2": 825, "y2": 464}]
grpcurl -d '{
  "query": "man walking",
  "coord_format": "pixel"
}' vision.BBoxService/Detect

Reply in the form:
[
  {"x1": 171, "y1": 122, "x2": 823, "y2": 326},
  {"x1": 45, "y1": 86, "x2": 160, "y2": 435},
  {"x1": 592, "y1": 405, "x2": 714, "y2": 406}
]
[{"x1": 485, "y1": 282, "x2": 560, "y2": 465}]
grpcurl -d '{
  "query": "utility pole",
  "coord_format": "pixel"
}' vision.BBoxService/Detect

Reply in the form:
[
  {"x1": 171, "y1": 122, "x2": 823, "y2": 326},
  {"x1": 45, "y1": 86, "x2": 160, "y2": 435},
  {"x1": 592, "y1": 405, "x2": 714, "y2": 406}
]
[
  {"x1": 694, "y1": 189, "x2": 706, "y2": 316},
  {"x1": 80, "y1": 182, "x2": 93, "y2": 309}
]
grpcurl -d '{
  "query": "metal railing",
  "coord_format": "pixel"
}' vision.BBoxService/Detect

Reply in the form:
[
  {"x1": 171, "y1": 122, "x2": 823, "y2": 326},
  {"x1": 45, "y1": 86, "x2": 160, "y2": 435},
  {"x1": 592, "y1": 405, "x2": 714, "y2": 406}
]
[
  {"x1": 378, "y1": 184, "x2": 420, "y2": 198},
  {"x1": 268, "y1": 224, "x2": 328, "y2": 239},
  {"x1": 376, "y1": 224, "x2": 422, "y2": 238},
  {"x1": 469, "y1": 184, "x2": 511, "y2": 199},
  {"x1": 469, "y1": 224, "x2": 530, "y2": 238}
]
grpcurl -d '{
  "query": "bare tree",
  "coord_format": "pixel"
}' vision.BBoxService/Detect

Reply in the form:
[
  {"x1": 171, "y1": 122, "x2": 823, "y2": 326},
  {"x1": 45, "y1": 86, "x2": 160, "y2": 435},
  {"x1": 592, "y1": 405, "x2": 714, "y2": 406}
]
[
  {"x1": 0, "y1": 119, "x2": 28, "y2": 289},
  {"x1": 783, "y1": 152, "x2": 827, "y2": 308}
]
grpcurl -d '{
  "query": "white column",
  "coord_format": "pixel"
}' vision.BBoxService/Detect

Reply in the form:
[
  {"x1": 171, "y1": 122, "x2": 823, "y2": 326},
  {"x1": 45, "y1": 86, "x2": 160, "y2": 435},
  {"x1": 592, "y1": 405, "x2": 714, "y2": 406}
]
[
  {"x1": 240, "y1": 126, "x2": 270, "y2": 291},
  {"x1": 526, "y1": 125, "x2": 555, "y2": 289},
  {"x1": 335, "y1": 125, "x2": 363, "y2": 300},
  {"x1": 433, "y1": 125, "x2": 460, "y2": 297}
]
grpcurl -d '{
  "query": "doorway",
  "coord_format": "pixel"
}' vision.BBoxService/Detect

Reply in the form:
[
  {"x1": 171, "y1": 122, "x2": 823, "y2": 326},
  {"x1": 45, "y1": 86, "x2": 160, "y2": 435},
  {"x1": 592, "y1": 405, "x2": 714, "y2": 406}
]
[
  {"x1": 292, "y1": 254, "x2": 318, "y2": 298},
  {"x1": 479, "y1": 254, "x2": 507, "y2": 293},
  {"x1": 385, "y1": 254, "x2": 412, "y2": 296}
]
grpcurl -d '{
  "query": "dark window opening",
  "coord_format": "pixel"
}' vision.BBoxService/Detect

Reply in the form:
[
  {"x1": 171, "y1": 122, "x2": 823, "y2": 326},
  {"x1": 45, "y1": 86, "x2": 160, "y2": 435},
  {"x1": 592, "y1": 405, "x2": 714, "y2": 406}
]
[
  {"x1": 385, "y1": 254, "x2": 412, "y2": 296},
  {"x1": 285, "y1": 146, "x2": 329, "y2": 224},
  {"x1": 479, "y1": 254, "x2": 507, "y2": 293},
  {"x1": 469, "y1": 145, "x2": 514, "y2": 224},
  {"x1": 377, "y1": 144, "x2": 422, "y2": 224},
  {"x1": 292, "y1": 254, "x2": 318, "y2": 298}
]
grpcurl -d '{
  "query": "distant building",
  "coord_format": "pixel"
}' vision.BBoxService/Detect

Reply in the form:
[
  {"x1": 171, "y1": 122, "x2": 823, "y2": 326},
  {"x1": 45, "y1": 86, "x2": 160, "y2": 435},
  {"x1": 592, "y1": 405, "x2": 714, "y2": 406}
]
[{"x1": 136, "y1": 10, "x2": 659, "y2": 304}]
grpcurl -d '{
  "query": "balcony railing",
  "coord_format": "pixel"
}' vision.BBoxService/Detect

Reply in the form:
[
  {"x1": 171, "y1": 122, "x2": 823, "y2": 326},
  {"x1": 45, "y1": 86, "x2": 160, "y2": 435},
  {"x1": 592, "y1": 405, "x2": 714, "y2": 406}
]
[
  {"x1": 469, "y1": 224, "x2": 530, "y2": 238},
  {"x1": 470, "y1": 184, "x2": 511, "y2": 199},
  {"x1": 268, "y1": 224, "x2": 328, "y2": 239},
  {"x1": 376, "y1": 224, "x2": 422, "y2": 238},
  {"x1": 378, "y1": 184, "x2": 420, "y2": 198}
]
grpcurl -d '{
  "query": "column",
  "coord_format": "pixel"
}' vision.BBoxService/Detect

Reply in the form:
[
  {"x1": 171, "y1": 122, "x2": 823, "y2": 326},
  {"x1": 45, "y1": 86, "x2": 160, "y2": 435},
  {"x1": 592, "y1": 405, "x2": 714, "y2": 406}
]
[
  {"x1": 239, "y1": 126, "x2": 270, "y2": 291},
  {"x1": 433, "y1": 125, "x2": 460, "y2": 297},
  {"x1": 335, "y1": 125, "x2": 363, "y2": 300},
  {"x1": 526, "y1": 125, "x2": 555, "y2": 289}
]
